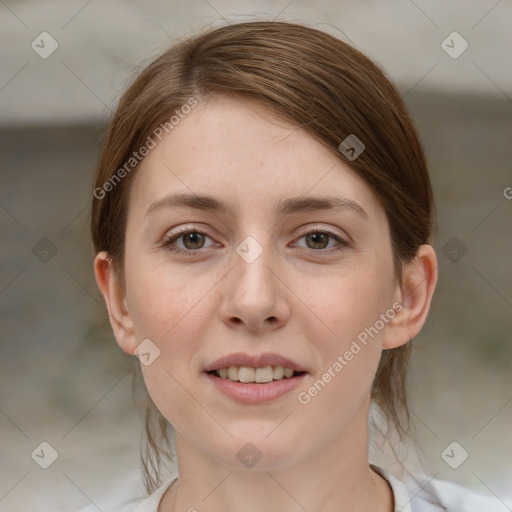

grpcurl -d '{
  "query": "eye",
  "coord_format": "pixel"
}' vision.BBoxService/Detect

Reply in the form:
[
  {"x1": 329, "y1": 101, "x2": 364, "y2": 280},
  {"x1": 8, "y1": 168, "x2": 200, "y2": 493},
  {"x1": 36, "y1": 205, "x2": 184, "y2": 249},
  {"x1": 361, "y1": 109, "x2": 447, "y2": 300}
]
[
  {"x1": 161, "y1": 226, "x2": 349, "y2": 256},
  {"x1": 293, "y1": 229, "x2": 349, "y2": 251},
  {"x1": 162, "y1": 226, "x2": 216, "y2": 254}
]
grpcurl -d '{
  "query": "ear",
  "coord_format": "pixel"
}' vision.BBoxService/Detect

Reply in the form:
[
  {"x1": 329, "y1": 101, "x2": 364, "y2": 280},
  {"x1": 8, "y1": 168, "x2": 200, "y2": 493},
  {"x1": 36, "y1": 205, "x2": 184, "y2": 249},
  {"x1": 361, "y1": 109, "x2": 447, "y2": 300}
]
[
  {"x1": 94, "y1": 251, "x2": 138, "y2": 355},
  {"x1": 382, "y1": 244, "x2": 438, "y2": 349}
]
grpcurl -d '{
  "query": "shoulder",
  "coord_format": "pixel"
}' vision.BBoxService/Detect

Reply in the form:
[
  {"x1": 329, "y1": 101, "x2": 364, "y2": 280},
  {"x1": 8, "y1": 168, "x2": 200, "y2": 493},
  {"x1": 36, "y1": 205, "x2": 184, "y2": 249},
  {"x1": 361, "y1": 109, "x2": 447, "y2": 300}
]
[
  {"x1": 75, "y1": 466, "x2": 505, "y2": 512},
  {"x1": 132, "y1": 477, "x2": 177, "y2": 512},
  {"x1": 372, "y1": 465, "x2": 506, "y2": 512},
  {"x1": 404, "y1": 472, "x2": 506, "y2": 512}
]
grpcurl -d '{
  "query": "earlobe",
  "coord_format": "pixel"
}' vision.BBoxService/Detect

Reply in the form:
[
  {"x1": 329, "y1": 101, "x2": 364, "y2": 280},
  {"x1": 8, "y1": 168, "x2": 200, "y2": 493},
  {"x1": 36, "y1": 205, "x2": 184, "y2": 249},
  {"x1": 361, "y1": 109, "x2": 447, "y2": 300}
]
[
  {"x1": 94, "y1": 251, "x2": 138, "y2": 355},
  {"x1": 382, "y1": 245, "x2": 438, "y2": 349}
]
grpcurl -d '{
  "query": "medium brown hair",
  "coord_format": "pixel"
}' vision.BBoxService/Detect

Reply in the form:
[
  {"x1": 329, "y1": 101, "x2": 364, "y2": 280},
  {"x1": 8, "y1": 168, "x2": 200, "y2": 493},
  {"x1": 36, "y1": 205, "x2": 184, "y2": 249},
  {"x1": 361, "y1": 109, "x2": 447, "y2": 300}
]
[{"x1": 91, "y1": 20, "x2": 434, "y2": 493}]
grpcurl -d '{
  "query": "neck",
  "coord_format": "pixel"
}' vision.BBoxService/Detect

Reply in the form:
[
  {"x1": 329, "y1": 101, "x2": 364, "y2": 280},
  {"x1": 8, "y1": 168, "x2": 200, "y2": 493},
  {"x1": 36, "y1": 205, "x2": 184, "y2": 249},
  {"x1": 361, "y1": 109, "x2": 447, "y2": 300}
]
[{"x1": 159, "y1": 409, "x2": 393, "y2": 512}]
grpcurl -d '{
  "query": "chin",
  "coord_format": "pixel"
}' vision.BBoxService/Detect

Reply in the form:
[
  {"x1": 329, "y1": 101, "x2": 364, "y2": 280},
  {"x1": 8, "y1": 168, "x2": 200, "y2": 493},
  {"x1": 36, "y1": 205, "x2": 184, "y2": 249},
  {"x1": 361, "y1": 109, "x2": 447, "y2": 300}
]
[{"x1": 214, "y1": 432, "x2": 304, "y2": 471}]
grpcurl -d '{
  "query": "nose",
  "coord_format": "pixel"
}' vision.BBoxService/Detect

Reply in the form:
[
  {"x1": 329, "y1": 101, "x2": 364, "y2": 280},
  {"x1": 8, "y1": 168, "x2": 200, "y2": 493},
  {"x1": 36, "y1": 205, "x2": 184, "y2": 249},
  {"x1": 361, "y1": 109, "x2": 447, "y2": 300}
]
[{"x1": 218, "y1": 242, "x2": 290, "y2": 333}]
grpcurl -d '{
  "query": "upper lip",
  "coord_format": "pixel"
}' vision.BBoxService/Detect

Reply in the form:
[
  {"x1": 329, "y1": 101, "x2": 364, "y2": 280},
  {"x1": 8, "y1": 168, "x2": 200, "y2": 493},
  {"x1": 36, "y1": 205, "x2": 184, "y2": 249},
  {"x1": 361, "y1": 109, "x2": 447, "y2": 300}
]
[{"x1": 204, "y1": 352, "x2": 308, "y2": 373}]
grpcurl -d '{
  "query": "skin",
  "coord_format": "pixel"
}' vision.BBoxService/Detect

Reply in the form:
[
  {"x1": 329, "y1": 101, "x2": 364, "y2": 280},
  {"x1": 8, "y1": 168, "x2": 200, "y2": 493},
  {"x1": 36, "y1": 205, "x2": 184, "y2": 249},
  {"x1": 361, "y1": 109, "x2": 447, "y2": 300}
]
[{"x1": 95, "y1": 95, "x2": 437, "y2": 512}]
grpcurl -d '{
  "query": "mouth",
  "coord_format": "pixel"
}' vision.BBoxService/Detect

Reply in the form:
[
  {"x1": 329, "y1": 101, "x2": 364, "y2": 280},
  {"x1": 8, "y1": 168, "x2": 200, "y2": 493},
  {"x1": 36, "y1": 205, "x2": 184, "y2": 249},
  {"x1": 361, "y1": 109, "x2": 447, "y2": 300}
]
[
  {"x1": 207, "y1": 366, "x2": 307, "y2": 383},
  {"x1": 203, "y1": 352, "x2": 309, "y2": 403}
]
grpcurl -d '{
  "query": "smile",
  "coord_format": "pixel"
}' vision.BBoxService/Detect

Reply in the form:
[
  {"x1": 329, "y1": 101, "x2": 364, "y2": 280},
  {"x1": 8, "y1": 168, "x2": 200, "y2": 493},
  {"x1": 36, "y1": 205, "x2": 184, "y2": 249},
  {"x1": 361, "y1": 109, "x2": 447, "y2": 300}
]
[{"x1": 209, "y1": 365, "x2": 304, "y2": 383}]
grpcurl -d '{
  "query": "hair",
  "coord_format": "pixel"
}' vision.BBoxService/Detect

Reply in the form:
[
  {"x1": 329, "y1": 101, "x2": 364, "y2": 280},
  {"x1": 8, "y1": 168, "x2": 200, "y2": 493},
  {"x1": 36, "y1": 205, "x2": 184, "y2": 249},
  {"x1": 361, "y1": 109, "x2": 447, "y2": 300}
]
[{"x1": 90, "y1": 20, "x2": 435, "y2": 493}]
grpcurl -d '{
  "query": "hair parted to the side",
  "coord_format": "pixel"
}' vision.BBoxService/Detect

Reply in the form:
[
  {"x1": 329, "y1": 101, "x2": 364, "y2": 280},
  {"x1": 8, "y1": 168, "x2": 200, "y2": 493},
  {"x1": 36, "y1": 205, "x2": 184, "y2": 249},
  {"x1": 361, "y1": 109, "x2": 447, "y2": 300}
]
[{"x1": 90, "y1": 21, "x2": 435, "y2": 493}]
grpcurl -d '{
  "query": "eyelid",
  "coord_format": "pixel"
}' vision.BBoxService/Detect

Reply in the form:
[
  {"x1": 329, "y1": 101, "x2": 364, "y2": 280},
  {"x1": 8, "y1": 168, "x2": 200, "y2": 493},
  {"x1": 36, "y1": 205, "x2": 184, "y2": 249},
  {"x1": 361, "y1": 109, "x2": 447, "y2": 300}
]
[
  {"x1": 163, "y1": 223, "x2": 215, "y2": 243},
  {"x1": 291, "y1": 225, "x2": 350, "y2": 250},
  {"x1": 295, "y1": 224, "x2": 349, "y2": 241}
]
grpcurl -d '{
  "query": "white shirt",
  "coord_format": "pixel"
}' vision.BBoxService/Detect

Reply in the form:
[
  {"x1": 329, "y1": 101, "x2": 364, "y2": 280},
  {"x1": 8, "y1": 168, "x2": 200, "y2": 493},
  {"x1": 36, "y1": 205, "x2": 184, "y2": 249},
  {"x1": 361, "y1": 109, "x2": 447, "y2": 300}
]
[{"x1": 77, "y1": 465, "x2": 505, "y2": 511}]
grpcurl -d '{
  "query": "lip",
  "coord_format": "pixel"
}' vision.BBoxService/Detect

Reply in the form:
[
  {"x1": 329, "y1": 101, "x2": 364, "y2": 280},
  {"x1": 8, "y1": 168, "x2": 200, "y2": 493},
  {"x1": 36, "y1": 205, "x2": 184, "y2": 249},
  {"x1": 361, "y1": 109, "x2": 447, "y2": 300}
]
[
  {"x1": 205, "y1": 371, "x2": 307, "y2": 404},
  {"x1": 204, "y1": 352, "x2": 307, "y2": 373}
]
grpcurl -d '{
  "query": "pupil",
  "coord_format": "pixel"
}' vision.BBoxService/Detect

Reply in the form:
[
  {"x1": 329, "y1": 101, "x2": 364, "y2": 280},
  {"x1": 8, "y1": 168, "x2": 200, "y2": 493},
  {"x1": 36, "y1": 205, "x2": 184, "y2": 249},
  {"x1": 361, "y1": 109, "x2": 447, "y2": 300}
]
[
  {"x1": 307, "y1": 233, "x2": 328, "y2": 249},
  {"x1": 185, "y1": 232, "x2": 204, "y2": 249}
]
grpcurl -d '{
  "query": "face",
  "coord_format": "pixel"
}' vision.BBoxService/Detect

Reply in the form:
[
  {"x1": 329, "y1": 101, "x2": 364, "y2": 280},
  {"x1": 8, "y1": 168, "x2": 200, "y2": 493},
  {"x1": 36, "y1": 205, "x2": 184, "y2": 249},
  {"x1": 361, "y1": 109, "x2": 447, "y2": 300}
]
[{"x1": 120, "y1": 95, "x2": 402, "y2": 470}]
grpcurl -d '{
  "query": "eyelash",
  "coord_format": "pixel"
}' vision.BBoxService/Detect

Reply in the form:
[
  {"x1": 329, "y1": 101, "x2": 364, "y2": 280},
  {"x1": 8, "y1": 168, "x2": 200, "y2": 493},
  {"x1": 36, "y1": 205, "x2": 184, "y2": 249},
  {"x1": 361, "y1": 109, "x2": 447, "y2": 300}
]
[{"x1": 161, "y1": 225, "x2": 349, "y2": 256}]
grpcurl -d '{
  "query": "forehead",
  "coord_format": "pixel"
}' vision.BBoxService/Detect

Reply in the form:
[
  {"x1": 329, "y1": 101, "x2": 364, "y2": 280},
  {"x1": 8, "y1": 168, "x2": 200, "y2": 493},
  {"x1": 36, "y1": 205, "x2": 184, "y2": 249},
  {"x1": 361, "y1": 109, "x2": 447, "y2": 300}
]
[{"x1": 129, "y1": 95, "x2": 384, "y2": 222}]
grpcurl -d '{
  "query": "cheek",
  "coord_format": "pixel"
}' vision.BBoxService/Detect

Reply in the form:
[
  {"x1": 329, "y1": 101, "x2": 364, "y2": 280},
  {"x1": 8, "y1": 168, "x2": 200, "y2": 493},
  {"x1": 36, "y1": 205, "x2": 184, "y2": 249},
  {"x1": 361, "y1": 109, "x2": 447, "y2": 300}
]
[
  {"x1": 126, "y1": 259, "x2": 216, "y2": 423},
  {"x1": 293, "y1": 275, "x2": 387, "y2": 438},
  {"x1": 126, "y1": 255, "x2": 212, "y2": 340},
  {"x1": 299, "y1": 258, "x2": 393, "y2": 402},
  {"x1": 140, "y1": 361, "x2": 207, "y2": 445},
  {"x1": 309, "y1": 261, "x2": 392, "y2": 345}
]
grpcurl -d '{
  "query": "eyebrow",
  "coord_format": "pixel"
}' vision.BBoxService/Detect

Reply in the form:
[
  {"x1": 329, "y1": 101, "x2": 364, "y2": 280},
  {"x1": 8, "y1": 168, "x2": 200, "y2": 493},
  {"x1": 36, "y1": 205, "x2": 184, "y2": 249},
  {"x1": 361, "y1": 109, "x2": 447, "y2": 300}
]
[{"x1": 145, "y1": 192, "x2": 368, "y2": 220}]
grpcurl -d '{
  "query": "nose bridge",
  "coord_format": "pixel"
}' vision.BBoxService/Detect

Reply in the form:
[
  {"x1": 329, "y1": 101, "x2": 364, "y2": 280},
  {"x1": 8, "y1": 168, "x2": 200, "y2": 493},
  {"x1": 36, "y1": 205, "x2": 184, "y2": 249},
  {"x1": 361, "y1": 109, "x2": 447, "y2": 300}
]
[
  {"x1": 219, "y1": 232, "x2": 289, "y2": 330},
  {"x1": 233, "y1": 234, "x2": 278, "y2": 302}
]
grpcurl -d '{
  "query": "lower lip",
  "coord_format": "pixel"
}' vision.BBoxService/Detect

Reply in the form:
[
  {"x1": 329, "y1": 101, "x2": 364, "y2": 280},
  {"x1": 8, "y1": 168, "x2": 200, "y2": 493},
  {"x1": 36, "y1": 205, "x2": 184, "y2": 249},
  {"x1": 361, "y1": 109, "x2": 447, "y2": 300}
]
[{"x1": 205, "y1": 372, "x2": 307, "y2": 404}]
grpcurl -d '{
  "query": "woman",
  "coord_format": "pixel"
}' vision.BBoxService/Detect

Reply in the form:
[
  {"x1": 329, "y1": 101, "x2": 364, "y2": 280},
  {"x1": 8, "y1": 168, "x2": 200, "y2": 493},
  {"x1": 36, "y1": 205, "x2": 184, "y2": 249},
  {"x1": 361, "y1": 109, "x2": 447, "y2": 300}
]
[{"x1": 89, "y1": 20, "x2": 499, "y2": 512}]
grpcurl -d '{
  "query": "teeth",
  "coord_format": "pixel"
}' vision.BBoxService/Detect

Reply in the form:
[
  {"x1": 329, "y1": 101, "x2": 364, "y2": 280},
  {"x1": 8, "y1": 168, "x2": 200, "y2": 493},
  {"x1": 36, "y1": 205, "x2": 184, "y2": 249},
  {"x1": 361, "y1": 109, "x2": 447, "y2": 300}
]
[
  {"x1": 238, "y1": 367, "x2": 254, "y2": 382},
  {"x1": 273, "y1": 366, "x2": 284, "y2": 379},
  {"x1": 283, "y1": 367, "x2": 294, "y2": 378},
  {"x1": 227, "y1": 366, "x2": 238, "y2": 380},
  {"x1": 254, "y1": 366, "x2": 274, "y2": 383},
  {"x1": 214, "y1": 365, "x2": 299, "y2": 383}
]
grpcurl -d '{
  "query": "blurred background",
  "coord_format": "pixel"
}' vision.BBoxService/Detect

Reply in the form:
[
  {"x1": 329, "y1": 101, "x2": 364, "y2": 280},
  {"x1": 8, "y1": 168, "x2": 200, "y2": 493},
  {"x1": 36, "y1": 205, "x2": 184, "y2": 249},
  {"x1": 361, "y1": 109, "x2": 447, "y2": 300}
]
[{"x1": 1, "y1": 1, "x2": 511, "y2": 510}]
